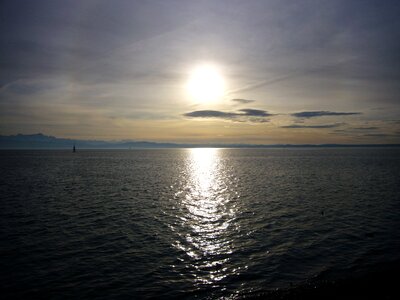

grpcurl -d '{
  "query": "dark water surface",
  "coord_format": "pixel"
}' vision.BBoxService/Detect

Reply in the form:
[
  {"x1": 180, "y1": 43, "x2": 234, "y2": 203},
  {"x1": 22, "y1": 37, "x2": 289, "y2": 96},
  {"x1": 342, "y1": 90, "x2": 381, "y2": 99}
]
[{"x1": 1, "y1": 148, "x2": 400, "y2": 299}]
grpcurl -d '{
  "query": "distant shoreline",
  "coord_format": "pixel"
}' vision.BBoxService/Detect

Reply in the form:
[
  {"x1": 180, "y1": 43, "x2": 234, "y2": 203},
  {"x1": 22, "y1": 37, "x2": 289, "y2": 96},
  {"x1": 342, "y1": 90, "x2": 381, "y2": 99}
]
[
  {"x1": 1, "y1": 133, "x2": 400, "y2": 149},
  {"x1": 1, "y1": 145, "x2": 400, "y2": 150}
]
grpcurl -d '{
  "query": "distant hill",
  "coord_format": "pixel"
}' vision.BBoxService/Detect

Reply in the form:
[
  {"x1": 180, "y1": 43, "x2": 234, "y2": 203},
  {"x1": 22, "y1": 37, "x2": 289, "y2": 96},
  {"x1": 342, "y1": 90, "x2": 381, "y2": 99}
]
[
  {"x1": 0, "y1": 133, "x2": 399, "y2": 149},
  {"x1": 0, "y1": 133, "x2": 180, "y2": 149}
]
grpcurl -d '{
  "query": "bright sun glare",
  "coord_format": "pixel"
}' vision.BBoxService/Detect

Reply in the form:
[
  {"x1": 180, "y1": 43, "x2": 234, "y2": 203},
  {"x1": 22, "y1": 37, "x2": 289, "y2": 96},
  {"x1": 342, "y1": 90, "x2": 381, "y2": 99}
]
[{"x1": 187, "y1": 65, "x2": 225, "y2": 103}]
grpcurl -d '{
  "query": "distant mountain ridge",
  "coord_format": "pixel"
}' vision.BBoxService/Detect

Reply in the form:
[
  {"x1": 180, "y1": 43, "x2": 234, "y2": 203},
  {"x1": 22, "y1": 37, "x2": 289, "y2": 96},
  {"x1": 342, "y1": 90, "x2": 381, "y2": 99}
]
[
  {"x1": 0, "y1": 133, "x2": 399, "y2": 149},
  {"x1": 0, "y1": 133, "x2": 180, "y2": 149}
]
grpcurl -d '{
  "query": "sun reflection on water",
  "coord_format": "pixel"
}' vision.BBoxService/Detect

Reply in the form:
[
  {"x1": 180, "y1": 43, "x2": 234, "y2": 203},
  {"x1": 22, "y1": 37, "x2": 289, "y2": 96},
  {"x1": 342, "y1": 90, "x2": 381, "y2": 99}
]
[{"x1": 172, "y1": 148, "x2": 241, "y2": 286}]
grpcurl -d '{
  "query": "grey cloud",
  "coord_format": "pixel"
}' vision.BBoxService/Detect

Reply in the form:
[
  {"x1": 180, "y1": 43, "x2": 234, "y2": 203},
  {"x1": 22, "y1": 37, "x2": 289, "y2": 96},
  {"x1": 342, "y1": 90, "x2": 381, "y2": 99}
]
[
  {"x1": 249, "y1": 118, "x2": 269, "y2": 123},
  {"x1": 183, "y1": 108, "x2": 273, "y2": 122},
  {"x1": 238, "y1": 109, "x2": 274, "y2": 117},
  {"x1": 292, "y1": 111, "x2": 361, "y2": 118},
  {"x1": 183, "y1": 110, "x2": 238, "y2": 118},
  {"x1": 363, "y1": 133, "x2": 400, "y2": 137},
  {"x1": 281, "y1": 123, "x2": 343, "y2": 129},
  {"x1": 232, "y1": 98, "x2": 255, "y2": 104},
  {"x1": 352, "y1": 127, "x2": 379, "y2": 130}
]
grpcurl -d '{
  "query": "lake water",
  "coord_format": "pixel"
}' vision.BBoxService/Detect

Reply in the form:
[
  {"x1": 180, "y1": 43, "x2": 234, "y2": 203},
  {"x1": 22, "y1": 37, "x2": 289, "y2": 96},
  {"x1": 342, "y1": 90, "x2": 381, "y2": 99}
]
[{"x1": 1, "y1": 148, "x2": 400, "y2": 298}]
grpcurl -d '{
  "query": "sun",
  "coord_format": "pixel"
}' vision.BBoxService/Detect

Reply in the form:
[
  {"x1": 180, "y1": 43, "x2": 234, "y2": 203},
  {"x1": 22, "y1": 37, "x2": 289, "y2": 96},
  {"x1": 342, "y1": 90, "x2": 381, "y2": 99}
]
[{"x1": 186, "y1": 64, "x2": 225, "y2": 103}]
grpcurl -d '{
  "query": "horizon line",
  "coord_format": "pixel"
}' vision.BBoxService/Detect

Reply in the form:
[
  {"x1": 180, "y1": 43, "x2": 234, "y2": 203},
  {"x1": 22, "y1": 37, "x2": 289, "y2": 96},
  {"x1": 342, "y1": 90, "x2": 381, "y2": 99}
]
[{"x1": 1, "y1": 133, "x2": 400, "y2": 149}]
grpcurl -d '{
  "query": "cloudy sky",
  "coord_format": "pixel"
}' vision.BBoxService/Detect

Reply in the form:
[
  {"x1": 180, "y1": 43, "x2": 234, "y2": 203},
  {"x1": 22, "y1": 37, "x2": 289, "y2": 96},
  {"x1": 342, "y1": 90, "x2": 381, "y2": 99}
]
[{"x1": 1, "y1": 0, "x2": 400, "y2": 144}]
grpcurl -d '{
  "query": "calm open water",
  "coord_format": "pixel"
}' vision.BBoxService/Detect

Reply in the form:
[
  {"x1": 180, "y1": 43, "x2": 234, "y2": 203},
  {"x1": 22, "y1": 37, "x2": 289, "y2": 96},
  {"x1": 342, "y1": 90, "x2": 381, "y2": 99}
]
[{"x1": 1, "y1": 148, "x2": 400, "y2": 299}]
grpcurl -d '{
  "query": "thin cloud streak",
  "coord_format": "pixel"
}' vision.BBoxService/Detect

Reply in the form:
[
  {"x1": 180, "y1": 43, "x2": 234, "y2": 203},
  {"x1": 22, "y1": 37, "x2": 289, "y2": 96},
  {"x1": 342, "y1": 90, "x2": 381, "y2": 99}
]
[
  {"x1": 231, "y1": 98, "x2": 255, "y2": 104},
  {"x1": 352, "y1": 127, "x2": 379, "y2": 130},
  {"x1": 292, "y1": 111, "x2": 361, "y2": 118},
  {"x1": 281, "y1": 123, "x2": 343, "y2": 129},
  {"x1": 363, "y1": 133, "x2": 400, "y2": 137},
  {"x1": 228, "y1": 58, "x2": 357, "y2": 94}
]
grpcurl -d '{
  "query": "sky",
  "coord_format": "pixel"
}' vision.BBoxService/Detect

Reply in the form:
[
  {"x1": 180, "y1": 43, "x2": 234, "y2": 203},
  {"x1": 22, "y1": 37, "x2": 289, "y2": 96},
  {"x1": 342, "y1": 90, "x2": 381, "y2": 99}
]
[{"x1": 1, "y1": 0, "x2": 400, "y2": 144}]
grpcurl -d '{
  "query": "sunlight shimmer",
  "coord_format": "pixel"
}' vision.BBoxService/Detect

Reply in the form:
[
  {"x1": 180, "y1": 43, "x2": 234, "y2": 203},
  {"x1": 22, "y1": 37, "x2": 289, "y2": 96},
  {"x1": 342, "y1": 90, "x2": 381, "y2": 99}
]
[{"x1": 170, "y1": 148, "x2": 241, "y2": 285}]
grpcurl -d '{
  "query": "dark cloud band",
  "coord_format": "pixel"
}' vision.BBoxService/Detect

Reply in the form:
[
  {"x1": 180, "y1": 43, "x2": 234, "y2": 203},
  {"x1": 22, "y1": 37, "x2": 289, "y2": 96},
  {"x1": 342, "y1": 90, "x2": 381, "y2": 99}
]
[
  {"x1": 292, "y1": 111, "x2": 361, "y2": 118},
  {"x1": 183, "y1": 109, "x2": 274, "y2": 122}
]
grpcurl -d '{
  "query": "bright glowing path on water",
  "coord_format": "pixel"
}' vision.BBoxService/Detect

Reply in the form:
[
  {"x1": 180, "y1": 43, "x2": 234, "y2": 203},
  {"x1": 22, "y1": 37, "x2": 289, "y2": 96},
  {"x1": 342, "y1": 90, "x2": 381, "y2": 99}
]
[{"x1": 169, "y1": 148, "x2": 244, "y2": 285}]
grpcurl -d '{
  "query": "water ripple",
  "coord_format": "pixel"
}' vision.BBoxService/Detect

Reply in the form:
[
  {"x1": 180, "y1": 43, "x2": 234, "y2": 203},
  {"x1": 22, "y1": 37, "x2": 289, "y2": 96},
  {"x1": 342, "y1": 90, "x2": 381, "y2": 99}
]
[{"x1": 1, "y1": 148, "x2": 400, "y2": 298}]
